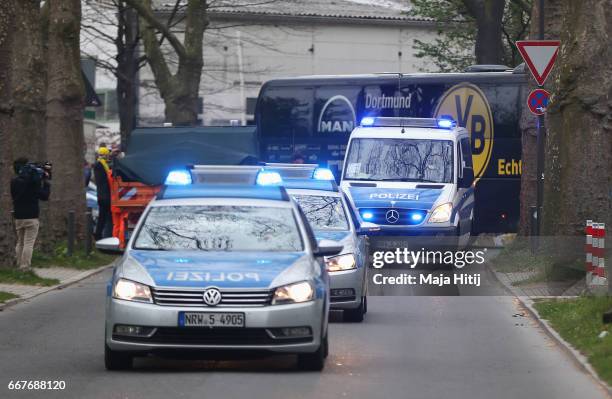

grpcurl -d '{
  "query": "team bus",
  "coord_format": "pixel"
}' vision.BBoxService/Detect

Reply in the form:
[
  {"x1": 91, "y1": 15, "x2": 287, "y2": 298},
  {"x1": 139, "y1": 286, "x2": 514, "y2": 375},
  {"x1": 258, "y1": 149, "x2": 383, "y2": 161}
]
[{"x1": 254, "y1": 66, "x2": 527, "y2": 233}]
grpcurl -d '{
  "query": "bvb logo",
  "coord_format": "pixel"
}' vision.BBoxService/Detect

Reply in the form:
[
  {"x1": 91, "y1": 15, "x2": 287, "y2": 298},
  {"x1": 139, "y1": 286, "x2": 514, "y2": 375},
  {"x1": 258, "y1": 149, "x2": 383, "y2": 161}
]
[{"x1": 434, "y1": 83, "x2": 494, "y2": 179}]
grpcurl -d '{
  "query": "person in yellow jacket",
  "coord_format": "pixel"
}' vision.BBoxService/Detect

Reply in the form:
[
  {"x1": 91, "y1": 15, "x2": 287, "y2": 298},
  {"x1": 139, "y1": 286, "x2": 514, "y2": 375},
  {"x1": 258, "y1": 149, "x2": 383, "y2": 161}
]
[{"x1": 93, "y1": 147, "x2": 114, "y2": 240}]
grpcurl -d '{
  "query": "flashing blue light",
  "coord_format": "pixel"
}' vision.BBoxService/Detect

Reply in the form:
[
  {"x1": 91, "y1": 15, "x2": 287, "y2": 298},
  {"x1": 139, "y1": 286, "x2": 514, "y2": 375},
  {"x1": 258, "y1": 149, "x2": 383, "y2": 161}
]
[
  {"x1": 436, "y1": 118, "x2": 454, "y2": 129},
  {"x1": 312, "y1": 167, "x2": 334, "y2": 181},
  {"x1": 410, "y1": 213, "x2": 424, "y2": 222},
  {"x1": 361, "y1": 117, "x2": 375, "y2": 126},
  {"x1": 165, "y1": 169, "x2": 192, "y2": 185},
  {"x1": 361, "y1": 211, "x2": 374, "y2": 221},
  {"x1": 256, "y1": 170, "x2": 283, "y2": 186}
]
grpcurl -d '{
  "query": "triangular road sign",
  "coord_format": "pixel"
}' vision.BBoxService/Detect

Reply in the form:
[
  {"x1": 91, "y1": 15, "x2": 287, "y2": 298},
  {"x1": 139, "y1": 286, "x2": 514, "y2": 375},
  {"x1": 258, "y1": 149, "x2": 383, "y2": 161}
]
[{"x1": 516, "y1": 40, "x2": 560, "y2": 86}]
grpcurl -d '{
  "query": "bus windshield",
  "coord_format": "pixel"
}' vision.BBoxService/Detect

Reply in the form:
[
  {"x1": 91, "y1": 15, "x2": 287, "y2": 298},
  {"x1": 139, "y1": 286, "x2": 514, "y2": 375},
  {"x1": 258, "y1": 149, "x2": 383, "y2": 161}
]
[{"x1": 344, "y1": 138, "x2": 454, "y2": 183}]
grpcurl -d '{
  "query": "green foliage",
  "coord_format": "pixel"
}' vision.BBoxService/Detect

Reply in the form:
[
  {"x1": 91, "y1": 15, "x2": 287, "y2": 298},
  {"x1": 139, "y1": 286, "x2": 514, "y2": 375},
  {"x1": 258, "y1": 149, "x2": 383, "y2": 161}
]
[
  {"x1": 534, "y1": 297, "x2": 612, "y2": 386},
  {"x1": 31, "y1": 243, "x2": 117, "y2": 270},
  {"x1": 409, "y1": 0, "x2": 532, "y2": 72},
  {"x1": 0, "y1": 291, "x2": 19, "y2": 303},
  {"x1": 0, "y1": 269, "x2": 59, "y2": 286}
]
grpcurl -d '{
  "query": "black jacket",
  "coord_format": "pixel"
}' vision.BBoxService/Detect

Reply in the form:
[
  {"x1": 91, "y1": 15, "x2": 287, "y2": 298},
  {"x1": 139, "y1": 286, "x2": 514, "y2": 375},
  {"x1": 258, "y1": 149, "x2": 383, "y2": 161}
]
[
  {"x1": 11, "y1": 174, "x2": 51, "y2": 219},
  {"x1": 93, "y1": 161, "x2": 111, "y2": 205}
]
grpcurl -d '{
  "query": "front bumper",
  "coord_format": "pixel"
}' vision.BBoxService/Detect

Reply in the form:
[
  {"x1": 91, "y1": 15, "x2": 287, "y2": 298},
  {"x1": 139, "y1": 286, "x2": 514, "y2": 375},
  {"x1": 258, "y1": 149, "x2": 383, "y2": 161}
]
[
  {"x1": 106, "y1": 297, "x2": 324, "y2": 354},
  {"x1": 329, "y1": 267, "x2": 365, "y2": 309},
  {"x1": 359, "y1": 225, "x2": 460, "y2": 250}
]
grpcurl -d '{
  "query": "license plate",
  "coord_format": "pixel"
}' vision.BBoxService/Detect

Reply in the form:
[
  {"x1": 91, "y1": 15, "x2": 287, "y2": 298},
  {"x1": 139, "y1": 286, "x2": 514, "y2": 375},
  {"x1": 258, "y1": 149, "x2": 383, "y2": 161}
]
[{"x1": 179, "y1": 312, "x2": 245, "y2": 328}]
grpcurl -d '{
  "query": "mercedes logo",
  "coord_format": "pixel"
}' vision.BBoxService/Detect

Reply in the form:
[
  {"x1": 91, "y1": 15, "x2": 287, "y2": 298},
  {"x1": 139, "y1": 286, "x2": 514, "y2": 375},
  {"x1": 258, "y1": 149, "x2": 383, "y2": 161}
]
[
  {"x1": 385, "y1": 209, "x2": 400, "y2": 224},
  {"x1": 202, "y1": 288, "x2": 222, "y2": 306}
]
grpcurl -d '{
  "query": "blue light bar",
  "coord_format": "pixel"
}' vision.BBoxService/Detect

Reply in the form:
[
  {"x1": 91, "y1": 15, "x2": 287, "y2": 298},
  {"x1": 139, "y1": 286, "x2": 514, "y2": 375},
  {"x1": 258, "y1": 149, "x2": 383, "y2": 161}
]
[
  {"x1": 436, "y1": 118, "x2": 455, "y2": 129},
  {"x1": 256, "y1": 170, "x2": 283, "y2": 186},
  {"x1": 360, "y1": 117, "x2": 375, "y2": 126},
  {"x1": 165, "y1": 169, "x2": 192, "y2": 185},
  {"x1": 159, "y1": 185, "x2": 289, "y2": 201},
  {"x1": 312, "y1": 167, "x2": 334, "y2": 181}
]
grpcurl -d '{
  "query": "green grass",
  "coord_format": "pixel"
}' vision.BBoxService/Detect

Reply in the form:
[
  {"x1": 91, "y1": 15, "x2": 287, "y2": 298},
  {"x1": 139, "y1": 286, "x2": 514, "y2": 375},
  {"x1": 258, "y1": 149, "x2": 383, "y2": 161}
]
[
  {"x1": 534, "y1": 297, "x2": 612, "y2": 386},
  {"x1": 31, "y1": 243, "x2": 117, "y2": 270},
  {"x1": 0, "y1": 291, "x2": 19, "y2": 303},
  {"x1": 0, "y1": 269, "x2": 59, "y2": 286}
]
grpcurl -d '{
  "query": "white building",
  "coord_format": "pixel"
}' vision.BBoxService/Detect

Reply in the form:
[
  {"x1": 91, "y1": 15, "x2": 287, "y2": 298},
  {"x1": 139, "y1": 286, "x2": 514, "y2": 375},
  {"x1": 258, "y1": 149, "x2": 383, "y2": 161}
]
[{"x1": 138, "y1": 0, "x2": 437, "y2": 126}]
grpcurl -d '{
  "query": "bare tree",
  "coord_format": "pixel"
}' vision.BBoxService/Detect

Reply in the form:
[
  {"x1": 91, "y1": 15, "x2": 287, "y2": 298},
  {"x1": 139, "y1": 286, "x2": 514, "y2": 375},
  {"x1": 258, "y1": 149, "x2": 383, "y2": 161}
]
[{"x1": 45, "y1": 0, "x2": 87, "y2": 243}]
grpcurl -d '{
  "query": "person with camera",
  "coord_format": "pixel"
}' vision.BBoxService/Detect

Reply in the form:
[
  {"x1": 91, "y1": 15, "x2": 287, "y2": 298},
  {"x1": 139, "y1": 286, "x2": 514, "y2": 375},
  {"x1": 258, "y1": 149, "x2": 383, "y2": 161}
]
[
  {"x1": 93, "y1": 147, "x2": 113, "y2": 240},
  {"x1": 11, "y1": 157, "x2": 51, "y2": 271}
]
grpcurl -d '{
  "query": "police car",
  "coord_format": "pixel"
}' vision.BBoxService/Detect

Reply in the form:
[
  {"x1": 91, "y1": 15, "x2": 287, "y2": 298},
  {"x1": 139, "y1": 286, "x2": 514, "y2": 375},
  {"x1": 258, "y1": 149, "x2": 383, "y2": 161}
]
[
  {"x1": 264, "y1": 164, "x2": 367, "y2": 322},
  {"x1": 340, "y1": 117, "x2": 475, "y2": 248},
  {"x1": 96, "y1": 166, "x2": 342, "y2": 371}
]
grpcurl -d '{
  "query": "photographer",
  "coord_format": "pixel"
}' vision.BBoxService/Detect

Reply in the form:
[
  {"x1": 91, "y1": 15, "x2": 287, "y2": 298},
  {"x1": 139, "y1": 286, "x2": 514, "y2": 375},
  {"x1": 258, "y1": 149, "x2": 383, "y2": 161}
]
[{"x1": 10, "y1": 157, "x2": 51, "y2": 271}]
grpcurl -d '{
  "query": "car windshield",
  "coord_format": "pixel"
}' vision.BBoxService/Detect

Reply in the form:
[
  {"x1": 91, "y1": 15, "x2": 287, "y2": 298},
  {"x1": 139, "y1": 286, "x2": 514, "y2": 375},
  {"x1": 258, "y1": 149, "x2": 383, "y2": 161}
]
[
  {"x1": 344, "y1": 138, "x2": 454, "y2": 183},
  {"x1": 133, "y1": 205, "x2": 303, "y2": 252},
  {"x1": 292, "y1": 194, "x2": 349, "y2": 231}
]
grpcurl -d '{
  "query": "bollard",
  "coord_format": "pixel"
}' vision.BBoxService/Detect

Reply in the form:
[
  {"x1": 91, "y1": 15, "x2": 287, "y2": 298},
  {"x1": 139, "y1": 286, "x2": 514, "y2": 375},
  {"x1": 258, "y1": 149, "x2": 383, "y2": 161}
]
[
  {"x1": 67, "y1": 210, "x2": 75, "y2": 257},
  {"x1": 586, "y1": 220, "x2": 593, "y2": 286},
  {"x1": 85, "y1": 209, "x2": 93, "y2": 256}
]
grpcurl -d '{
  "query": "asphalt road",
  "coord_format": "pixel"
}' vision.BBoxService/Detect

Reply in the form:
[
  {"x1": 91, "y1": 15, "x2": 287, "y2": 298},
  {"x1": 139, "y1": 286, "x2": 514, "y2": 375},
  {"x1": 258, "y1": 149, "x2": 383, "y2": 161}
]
[{"x1": 0, "y1": 268, "x2": 607, "y2": 399}]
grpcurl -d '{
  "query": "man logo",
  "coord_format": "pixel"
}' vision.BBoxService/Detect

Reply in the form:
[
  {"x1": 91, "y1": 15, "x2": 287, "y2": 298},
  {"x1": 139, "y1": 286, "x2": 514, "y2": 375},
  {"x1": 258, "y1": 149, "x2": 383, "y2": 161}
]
[
  {"x1": 202, "y1": 288, "x2": 222, "y2": 306},
  {"x1": 318, "y1": 95, "x2": 356, "y2": 134},
  {"x1": 385, "y1": 209, "x2": 400, "y2": 224},
  {"x1": 434, "y1": 83, "x2": 494, "y2": 179}
]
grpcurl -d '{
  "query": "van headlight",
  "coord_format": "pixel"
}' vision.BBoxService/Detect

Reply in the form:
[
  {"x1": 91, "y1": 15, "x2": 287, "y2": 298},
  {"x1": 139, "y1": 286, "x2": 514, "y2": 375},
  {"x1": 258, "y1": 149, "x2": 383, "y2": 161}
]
[
  {"x1": 326, "y1": 253, "x2": 356, "y2": 272},
  {"x1": 272, "y1": 281, "x2": 314, "y2": 305},
  {"x1": 429, "y1": 203, "x2": 453, "y2": 223},
  {"x1": 113, "y1": 278, "x2": 153, "y2": 303}
]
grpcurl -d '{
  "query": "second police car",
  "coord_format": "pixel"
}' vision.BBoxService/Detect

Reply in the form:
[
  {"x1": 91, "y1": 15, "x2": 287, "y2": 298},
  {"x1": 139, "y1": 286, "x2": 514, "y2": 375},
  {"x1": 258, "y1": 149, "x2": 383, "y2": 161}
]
[
  {"x1": 264, "y1": 164, "x2": 368, "y2": 322},
  {"x1": 340, "y1": 117, "x2": 475, "y2": 249},
  {"x1": 97, "y1": 166, "x2": 343, "y2": 371}
]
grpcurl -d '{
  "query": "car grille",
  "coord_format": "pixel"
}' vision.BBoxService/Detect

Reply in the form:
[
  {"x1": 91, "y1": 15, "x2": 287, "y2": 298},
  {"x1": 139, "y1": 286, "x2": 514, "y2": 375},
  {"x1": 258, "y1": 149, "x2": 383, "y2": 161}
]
[
  {"x1": 151, "y1": 287, "x2": 274, "y2": 307},
  {"x1": 114, "y1": 328, "x2": 311, "y2": 345},
  {"x1": 360, "y1": 208, "x2": 428, "y2": 226}
]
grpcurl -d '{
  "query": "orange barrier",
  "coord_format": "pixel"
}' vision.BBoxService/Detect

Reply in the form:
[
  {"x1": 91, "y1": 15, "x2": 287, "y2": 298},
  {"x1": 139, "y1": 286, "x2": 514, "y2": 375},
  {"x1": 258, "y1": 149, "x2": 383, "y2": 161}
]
[{"x1": 110, "y1": 176, "x2": 161, "y2": 248}]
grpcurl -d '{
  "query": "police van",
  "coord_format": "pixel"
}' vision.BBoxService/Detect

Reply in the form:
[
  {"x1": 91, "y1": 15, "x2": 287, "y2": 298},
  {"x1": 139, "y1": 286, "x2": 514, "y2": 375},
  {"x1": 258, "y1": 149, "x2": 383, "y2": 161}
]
[{"x1": 340, "y1": 117, "x2": 475, "y2": 248}]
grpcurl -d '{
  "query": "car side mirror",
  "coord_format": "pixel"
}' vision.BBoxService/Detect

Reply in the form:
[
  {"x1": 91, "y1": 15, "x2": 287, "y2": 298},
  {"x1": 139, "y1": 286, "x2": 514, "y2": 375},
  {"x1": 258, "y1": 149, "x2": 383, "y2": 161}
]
[
  {"x1": 460, "y1": 167, "x2": 474, "y2": 188},
  {"x1": 96, "y1": 237, "x2": 123, "y2": 254},
  {"x1": 314, "y1": 239, "x2": 343, "y2": 257}
]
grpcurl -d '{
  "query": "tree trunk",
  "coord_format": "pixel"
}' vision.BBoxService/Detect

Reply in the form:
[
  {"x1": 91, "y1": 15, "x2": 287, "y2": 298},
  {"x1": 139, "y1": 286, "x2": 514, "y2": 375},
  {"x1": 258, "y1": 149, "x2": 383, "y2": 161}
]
[
  {"x1": 462, "y1": 0, "x2": 506, "y2": 64},
  {"x1": 44, "y1": 0, "x2": 86, "y2": 245},
  {"x1": 0, "y1": 0, "x2": 16, "y2": 266},
  {"x1": 126, "y1": 0, "x2": 207, "y2": 126},
  {"x1": 541, "y1": 0, "x2": 612, "y2": 236},
  {"x1": 116, "y1": 4, "x2": 139, "y2": 145},
  {"x1": 517, "y1": 0, "x2": 564, "y2": 235}
]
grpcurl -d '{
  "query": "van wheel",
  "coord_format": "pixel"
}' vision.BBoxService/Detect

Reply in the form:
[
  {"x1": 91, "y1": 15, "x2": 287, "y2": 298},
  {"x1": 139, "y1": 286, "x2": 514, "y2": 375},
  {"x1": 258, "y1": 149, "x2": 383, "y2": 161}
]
[
  {"x1": 105, "y1": 344, "x2": 133, "y2": 371},
  {"x1": 344, "y1": 297, "x2": 366, "y2": 322},
  {"x1": 297, "y1": 333, "x2": 327, "y2": 371}
]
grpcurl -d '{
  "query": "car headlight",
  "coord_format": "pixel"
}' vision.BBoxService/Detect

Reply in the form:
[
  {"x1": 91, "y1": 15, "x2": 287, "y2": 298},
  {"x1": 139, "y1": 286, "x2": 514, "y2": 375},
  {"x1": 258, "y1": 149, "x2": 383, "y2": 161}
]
[
  {"x1": 429, "y1": 202, "x2": 453, "y2": 223},
  {"x1": 113, "y1": 278, "x2": 152, "y2": 303},
  {"x1": 272, "y1": 281, "x2": 314, "y2": 305},
  {"x1": 326, "y1": 253, "x2": 356, "y2": 272}
]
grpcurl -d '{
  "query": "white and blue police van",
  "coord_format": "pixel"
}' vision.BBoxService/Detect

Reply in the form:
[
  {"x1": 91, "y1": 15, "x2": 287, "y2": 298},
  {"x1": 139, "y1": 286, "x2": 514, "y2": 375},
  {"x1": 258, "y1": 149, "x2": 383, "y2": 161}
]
[
  {"x1": 264, "y1": 164, "x2": 367, "y2": 322},
  {"x1": 97, "y1": 166, "x2": 343, "y2": 371},
  {"x1": 340, "y1": 117, "x2": 475, "y2": 249}
]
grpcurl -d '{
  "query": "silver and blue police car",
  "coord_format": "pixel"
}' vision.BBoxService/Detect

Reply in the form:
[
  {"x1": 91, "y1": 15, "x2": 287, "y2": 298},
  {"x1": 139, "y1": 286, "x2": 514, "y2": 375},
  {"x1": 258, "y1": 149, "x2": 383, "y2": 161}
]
[
  {"x1": 97, "y1": 166, "x2": 342, "y2": 371},
  {"x1": 265, "y1": 164, "x2": 367, "y2": 322}
]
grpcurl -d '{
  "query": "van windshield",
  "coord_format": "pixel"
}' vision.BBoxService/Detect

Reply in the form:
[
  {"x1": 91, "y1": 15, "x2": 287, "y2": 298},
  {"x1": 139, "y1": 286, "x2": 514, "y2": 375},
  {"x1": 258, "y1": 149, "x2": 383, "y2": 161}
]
[{"x1": 344, "y1": 138, "x2": 454, "y2": 183}]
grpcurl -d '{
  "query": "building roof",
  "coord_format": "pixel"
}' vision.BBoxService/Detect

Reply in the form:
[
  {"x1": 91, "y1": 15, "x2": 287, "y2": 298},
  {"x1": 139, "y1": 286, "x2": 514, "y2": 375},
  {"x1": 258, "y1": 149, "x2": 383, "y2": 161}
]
[{"x1": 154, "y1": 0, "x2": 431, "y2": 23}]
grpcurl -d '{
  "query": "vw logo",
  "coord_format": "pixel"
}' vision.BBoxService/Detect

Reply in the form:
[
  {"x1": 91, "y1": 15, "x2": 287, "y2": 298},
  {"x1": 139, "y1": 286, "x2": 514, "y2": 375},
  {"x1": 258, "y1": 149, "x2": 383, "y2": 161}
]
[
  {"x1": 385, "y1": 209, "x2": 400, "y2": 224},
  {"x1": 202, "y1": 288, "x2": 222, "y2": 306}
]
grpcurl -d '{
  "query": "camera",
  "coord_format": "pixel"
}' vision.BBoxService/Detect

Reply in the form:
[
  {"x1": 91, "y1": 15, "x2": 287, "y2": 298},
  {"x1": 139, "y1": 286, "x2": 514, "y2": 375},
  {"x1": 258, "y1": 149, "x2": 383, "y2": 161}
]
[{"x1": 20, "y1": 162, "x2": 52, "y2": 181}]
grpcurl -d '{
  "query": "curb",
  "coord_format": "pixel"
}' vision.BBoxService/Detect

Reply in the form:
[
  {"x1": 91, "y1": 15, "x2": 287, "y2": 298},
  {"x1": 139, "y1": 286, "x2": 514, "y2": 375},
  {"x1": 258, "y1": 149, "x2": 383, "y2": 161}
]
[
  {"x1": 0, "y1": 261, "x2": 115, "y2": 311},
  {"x1": 487, "y1": 265, "x2": 612, "y2": 397}
]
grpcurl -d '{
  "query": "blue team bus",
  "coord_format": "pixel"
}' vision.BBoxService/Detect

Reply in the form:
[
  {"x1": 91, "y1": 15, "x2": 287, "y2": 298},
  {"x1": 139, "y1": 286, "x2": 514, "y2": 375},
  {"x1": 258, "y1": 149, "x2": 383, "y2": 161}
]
[{"x1": 254, "y1": 66, "x2": 527, "y2": 233}]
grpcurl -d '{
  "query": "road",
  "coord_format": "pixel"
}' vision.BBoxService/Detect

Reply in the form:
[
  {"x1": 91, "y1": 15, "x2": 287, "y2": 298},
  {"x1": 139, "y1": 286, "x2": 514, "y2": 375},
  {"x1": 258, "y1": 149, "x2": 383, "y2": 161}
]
[{"x1": 0, "y1": 267, "x2": 607, "y2": 399}]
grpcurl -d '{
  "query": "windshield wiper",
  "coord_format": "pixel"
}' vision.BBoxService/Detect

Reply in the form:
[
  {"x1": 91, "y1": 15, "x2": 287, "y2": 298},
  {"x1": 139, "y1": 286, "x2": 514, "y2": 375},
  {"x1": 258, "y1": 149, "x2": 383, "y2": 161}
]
[{"x1": 378, "y1": 178, "x2": 442, "y2": 183}]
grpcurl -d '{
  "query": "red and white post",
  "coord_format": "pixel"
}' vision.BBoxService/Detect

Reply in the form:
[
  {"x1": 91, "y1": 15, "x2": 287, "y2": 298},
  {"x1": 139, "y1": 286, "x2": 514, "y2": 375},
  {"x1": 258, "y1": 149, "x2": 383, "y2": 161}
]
[{"x1": 588, "y1": 222, "x2": 607, "y2": 288}]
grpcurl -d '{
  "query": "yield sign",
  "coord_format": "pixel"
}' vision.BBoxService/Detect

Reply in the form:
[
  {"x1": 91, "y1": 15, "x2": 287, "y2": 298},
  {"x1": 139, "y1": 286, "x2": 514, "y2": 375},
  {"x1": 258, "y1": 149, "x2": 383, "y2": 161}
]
[{"x1": 516, "y1": 40, "x2": 560, "y2": 86}]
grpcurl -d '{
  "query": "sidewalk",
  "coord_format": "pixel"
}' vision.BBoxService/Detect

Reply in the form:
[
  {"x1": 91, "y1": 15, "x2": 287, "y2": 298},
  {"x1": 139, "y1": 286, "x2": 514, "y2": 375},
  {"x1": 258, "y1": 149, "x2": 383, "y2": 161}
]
[{"x1": 0, "y1": 263, "x2": 114, "y2": 310}]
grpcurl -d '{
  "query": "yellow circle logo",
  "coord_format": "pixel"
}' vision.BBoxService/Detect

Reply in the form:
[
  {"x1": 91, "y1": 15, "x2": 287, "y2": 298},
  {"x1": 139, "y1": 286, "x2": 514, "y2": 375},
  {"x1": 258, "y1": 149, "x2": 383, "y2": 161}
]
[{"x1": 434, "y1": 83, "x2": 494, "y2": 179}]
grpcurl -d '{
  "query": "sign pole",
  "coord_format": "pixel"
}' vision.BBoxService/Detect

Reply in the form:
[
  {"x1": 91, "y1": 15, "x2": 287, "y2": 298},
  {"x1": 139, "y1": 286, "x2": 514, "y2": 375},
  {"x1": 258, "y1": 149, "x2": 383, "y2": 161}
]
[{"x1": 535, "y1": 0, "x2": 545, "y2": 240}]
